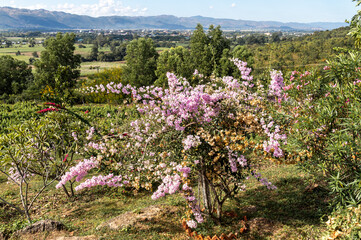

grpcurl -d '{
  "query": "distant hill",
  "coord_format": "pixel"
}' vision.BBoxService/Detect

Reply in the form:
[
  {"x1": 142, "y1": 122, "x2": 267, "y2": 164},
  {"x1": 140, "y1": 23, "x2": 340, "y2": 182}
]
[{"x1": 0, "y1": 7, "x2": 348, "y2": 31}]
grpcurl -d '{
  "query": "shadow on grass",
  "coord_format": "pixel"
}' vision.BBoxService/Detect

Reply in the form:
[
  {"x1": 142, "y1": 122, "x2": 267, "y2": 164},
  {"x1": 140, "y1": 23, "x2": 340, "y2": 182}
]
[
  {"x1": 235, "y1": 176, "x2": 330, "y2": 227},
  {"x1": 107, "y1": 218, "x2": 186, "y2": 240}
]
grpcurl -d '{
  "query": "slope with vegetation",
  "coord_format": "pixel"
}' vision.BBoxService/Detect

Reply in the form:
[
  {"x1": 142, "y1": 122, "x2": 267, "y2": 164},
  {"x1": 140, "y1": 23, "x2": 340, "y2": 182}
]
[{"x1": 1, "y1": 2, "x2": 361, "y2": 239}]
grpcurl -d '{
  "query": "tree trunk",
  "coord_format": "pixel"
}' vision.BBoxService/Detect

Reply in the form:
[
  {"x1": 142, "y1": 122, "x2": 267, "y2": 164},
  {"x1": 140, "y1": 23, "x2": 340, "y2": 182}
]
[{"x1": 199, "y1": 159, "x2": 212, "y2": 215}]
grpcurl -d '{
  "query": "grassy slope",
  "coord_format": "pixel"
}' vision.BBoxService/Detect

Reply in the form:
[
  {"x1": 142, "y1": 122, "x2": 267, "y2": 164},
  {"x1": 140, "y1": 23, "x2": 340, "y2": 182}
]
[{"x1": 0, "y1": 163, "x2": 329, "y2": 239}]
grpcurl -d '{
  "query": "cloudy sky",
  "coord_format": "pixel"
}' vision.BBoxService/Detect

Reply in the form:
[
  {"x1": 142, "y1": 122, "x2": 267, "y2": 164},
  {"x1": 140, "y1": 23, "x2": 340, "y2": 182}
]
[{"x1": 0, "y1": 0, "x2": 358, "y2": 23}]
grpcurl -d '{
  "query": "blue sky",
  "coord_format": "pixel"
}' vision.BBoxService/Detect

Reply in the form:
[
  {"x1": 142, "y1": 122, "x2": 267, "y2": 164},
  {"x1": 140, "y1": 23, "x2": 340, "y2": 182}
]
[{"x1": 1, "y1": 0, "x2": 358, "y2": 23}]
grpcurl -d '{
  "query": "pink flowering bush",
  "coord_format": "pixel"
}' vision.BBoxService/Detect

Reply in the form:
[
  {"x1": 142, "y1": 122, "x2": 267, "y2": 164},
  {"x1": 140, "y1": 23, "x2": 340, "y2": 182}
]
[{"x1": 60, "y1": 59, "x2": 287, "y2": 228}]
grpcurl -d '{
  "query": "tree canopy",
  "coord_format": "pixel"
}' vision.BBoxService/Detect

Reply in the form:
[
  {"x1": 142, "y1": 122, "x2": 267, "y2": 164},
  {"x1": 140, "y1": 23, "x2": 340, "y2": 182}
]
[
  {"x1": 34, "y1": 33, "x2": 81, "y2": 96},
  {"x1": 123, "y1": 38, "x2": 158, "y2": 87},
  {"x1": 0, "y1": 56, "x2": 33, "y2": 96}
]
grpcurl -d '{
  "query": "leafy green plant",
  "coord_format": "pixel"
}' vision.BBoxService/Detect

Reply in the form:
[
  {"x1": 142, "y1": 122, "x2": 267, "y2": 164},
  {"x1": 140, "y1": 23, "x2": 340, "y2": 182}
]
[
  {"x1": 324, "y1": 205, "x2": 361, "y2": 239},
  {"x1": 0, "y1": 109, "x2": 89, "y2": 223}
]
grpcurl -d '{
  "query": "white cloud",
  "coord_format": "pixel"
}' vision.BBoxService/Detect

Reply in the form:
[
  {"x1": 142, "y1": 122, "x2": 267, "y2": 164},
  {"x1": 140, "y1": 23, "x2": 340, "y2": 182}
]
[
  {"x1": 25, "y1": 0, "x2": 148, "y2": 17},
  {"x1": 27, "y1": 4, "x2": 48, "y2": 10},
  {"x1": 209, "y1": 5, "x2": 214, "y2": 9},
  {"x1": 231, "y1": 3, "x2": 236, "y2": 8}
]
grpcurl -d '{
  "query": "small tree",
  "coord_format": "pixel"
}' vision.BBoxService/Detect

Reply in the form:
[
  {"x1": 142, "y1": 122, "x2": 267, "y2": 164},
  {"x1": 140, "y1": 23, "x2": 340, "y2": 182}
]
[
  {"x1": 190, "y1": 24, "x2": 229, "y2": 78},
  {"x1": 32, "y1": 51, "x2": 39, "y2": 58},
  {"x1": 0, "y1": 55, "x2": 33, "y2": 95},
  {"x1": 190, "y1": 24, "x2": 212, "y2": 77},
  {"x1": 155, "y1": 46, "x2": 193, "y2": 86},
  {"x1": 34, "y1": 33, "x2": 81, "y2": 102},
  {"x1": 123, "y1": 38, "x2": 158, "y2": 87},
  {"x1": 89, "y1": 43, "x2": 99, "y2": 61},
  {"x1": 0, "y1": 110, "x2": 88, "y2": 223}
]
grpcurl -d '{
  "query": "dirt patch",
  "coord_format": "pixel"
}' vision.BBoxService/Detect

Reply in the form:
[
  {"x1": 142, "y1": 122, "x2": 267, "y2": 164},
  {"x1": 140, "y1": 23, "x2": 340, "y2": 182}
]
[
  {"x1": 96, "y1": 205, "x2": 178, "y2": 231},
  {"x1": 248, "y1": 217, "x2": 276, "y2": 235},
  {"x1": 240, "y1": 205, "x2": 258, "y2": 215},
  {"x1": 11, "y1": 231, "x2": 98, "y2": 240}
]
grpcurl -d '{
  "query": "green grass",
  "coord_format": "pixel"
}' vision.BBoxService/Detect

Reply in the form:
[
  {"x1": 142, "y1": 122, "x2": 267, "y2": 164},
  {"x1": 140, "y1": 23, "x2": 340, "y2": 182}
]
[
  {"x1": 0, "y1": 163, "x2": 330, "y2": 239},
  {"x1": 0, "y1": 44, "x2": 110, "y2": 63},
  {"x1": 156, "y1": 47, "x2": 170, "y2": 51},
  {"x1": 0, "y1": 44, "x2": 44, "y2": 62},
  {"x1": 80, "y1": 61, "x2": 125, "y2": 76},
  {"x1": 0, "y1": 44, "x2": 124, "y2": 76}
]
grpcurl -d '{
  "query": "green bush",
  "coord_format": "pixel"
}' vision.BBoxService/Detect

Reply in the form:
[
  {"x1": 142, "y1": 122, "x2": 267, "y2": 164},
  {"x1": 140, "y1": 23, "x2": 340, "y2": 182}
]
[{"x1": 324, "y1": 205, "x2": 361, "y2": 239}]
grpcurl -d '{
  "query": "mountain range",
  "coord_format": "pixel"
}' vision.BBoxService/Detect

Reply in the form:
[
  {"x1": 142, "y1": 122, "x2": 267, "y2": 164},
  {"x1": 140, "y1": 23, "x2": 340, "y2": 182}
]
[{"x1": 0, "y1": 7, "x2": 348, "y2": 31}]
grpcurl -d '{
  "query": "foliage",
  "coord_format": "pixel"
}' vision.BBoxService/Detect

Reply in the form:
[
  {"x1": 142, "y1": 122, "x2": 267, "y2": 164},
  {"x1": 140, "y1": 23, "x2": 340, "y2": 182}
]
[
  {"x1": 0, "y1": 112, "x2": 87, "y2": 223},
  {"x1": 33, "y1": 33, "x2": 81, "y2": 102},
  {"x1": 79, "y1": 68, "x2": 126, "y2": 103},
  {"x1": 277, "y1": 49, "x2": 361, "y2": 208},
  {"x1": 0, "y1": 55, "x2": 33, "y2": 95},
  {"x1": 189, "y1": 24, "x2": 230, "y2": 78},
  {"x1": 62, "y1": 59, "x2": 286, "y2": 230},
  {"x1": 249, "y1": 27, "x2": 354, "y2": 74},
  {"x1": 349, "y1": 0, "x2": 361, "y2": 48},
  {"x1": 0, "y1": 102, "x2": 39, "y2": 134},
  {"x1": 324, "y1": 205, "x2": 361, "y2": 239},
  {"x1": 123, "y1": 38, "x2": 158, "y2": 87},
  {"x1": 155, "y1": 46, "x2": 193, "y2": 87}
]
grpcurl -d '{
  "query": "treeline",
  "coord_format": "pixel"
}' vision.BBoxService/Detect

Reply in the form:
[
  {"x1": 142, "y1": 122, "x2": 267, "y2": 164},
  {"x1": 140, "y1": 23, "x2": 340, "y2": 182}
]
[
  {"x1": 0, "y1": 33, "x2": 80, "y2": 103},
  {"x1": 0, "y1": 25, "x2": 354, "y2": 104},
  {"x1": 121, "y1": 24, "x2": 255, "y2": 88},
  {"x1": 250, "y1": 27, "x2": 354, "y2": 72}
]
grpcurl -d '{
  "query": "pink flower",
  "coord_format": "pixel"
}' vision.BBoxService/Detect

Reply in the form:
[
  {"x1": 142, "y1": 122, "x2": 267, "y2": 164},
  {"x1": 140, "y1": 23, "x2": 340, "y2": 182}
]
[{"x1": 186, "y1": 220, "x2": 197, "y2": 229}]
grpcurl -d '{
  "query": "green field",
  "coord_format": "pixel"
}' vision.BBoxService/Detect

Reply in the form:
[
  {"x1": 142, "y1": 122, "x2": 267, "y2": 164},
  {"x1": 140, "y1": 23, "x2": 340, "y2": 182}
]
[
  {"x1": 0, "y1": 43, "x2": 119, "y2": 76},
  {"x1": 80, "y1": 61, "x2": 125, "y2": 76},
  {"x1": 0, "y1": 43, "x2": 110, "y2": 61},
  {"x1": 0, "y1": 44, "x2": 44, "y2": 61}
]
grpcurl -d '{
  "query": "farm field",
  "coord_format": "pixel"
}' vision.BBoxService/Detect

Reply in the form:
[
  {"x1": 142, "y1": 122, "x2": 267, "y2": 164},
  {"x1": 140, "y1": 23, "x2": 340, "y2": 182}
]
[
  {"x1": 0, "y1": 43, "x2": 120, "y2": 76},
  {"x1": 80, "y1": 61, "x2": 125, "y2": 76}
]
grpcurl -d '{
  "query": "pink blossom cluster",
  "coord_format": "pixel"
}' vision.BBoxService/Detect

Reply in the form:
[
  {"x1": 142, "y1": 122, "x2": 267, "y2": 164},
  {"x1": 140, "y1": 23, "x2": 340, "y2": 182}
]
[
  {"x1": 55, "y1": 156, "x2": 98, "y2": 189},
  {"x1": 151, "y1": 174, "x2": 182, "y2": 200},
  {"x1": 75, "y1": 174, "x2": 129, "y2": 191},
  {"x1": 231, "y1": 58, "x2": 253, "y2": 85},
  {"x1": 176, "y1": 165, "x2": 191, "y2": 178},
  {"x1": 222, "y1": 76, "x2": 241, "y2": 90},
  {"x1": 251, "y1": 171, "x2": 277, "y2": 190},
  {"x1": 193, "y1": 69, "x2": 204, "y2": 78},
  {"x1": 7, "y1": 165, "x2": 32, "y2": 184},
  {"x1": 72, "y1": 132, "x2": 78, "y2": 141},
  {"x1": 284, "y1": 71, "x2": 311, "y2": 93},
  {"x1": 231, "y1": 58, "x2": 253, "y2": 82},
  {"x1": 261, "y1": 118, "x2": 287, "y2": 158},
  {"x1": 182, "y1": 183, "x2": 204, "y2": 224},
  {"x1": 86, "y1": 127, "x2": 95, "y2": 140},
  {"x1": 44, "y1": 102, "x2": 63, "y2": 109},
  {"x1": 269, "y1": 70, "x2": 284, "y2": 98},
  {"x1": 81, "y1": 82, "x2": 131, "y2": 95},
  {"x1": 227, "y1": 148, "x2": 248, "y2": 173},
  {"x1": 87, "y1": 141, "x2": 107, "y2": 152},
  {"x1": 182, "y1": 135, "x2": 201, "y2": 151},
  {"x1": 186, "y1": 219, "x2": 198, "y2": 229}
]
